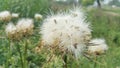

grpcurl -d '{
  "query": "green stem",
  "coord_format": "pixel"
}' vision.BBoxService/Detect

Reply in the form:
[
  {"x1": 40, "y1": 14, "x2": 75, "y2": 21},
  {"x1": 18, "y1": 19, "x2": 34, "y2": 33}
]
[
  {"x1": 63, "y1": 55, "x2": 67, "y2": 68},
  {"x1": 94, "y1": 56, "x2": 97, "y2": 68},
  {"x1": 6, "y1": 40, "x2": 11, "y2": 68},
  {"x1": 24, "y1": 40, "x2": 28, "y2": 68},
  {"x1": 17, "y1": 42, "x2": 24, "y2": 68}
]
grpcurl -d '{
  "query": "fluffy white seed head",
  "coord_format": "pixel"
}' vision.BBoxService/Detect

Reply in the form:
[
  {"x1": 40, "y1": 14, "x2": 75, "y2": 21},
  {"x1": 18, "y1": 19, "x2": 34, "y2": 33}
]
[
  {"x1": 5, "y1": 22, "x2": 17, "y2": 39},
  {"x1": 40, "y1": 8, "x2": 92, "y2": 58},
  {"x1": 34, "y1": 13, "x2": 42, "y2": 20},
  {"x1": 5, "y1": 18, "x2": 34, "y2": 40},
  {"x1": 11, "y1": 13, "x2": 19, "y2": 18},
  {"x1": 87, "y1": 38, "x2": 108, "y2": 55},
  {"x1": 16, "y1": 18, "x2": 34, "y2": 36},
  {"x1": 0, "y1": 11, "x2": 11, "y2": 21}
]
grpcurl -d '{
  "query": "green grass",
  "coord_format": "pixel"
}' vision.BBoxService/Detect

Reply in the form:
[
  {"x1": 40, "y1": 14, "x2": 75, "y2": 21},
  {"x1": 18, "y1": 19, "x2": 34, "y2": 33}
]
[
  {"x1": 0, "y1": 0, "x2": 120, "y2": 68},
  {"x1": 86, "y1": 8, "x2": 120, "y2": 68},
  {"x1": 0, "y1": 0, "x2": 50, "y2": 17}
]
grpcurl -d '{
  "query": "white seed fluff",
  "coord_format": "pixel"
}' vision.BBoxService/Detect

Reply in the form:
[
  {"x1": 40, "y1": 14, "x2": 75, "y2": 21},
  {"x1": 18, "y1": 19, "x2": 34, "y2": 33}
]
[
  {"x1": 0, "y1": 11, "x2": 11, "y2": 21},
  {"x1": 34, "y1": 13, "x2": 42, "y2": 20},
  {"x1": 16, "y1": 18, "x2": 34, "y2": 35},
  {"x1": 40, "y1": 8, "x2": 92, "y2": 58},
  {"x1": 11, "y1": 13, "x2": 19, "y2": 18},
  {"x1": 88, "y1": 38, "x2": 108, "y2": 55},
  {"x1": 5, "y1": 22, "x2": 17, "y2": 38}
]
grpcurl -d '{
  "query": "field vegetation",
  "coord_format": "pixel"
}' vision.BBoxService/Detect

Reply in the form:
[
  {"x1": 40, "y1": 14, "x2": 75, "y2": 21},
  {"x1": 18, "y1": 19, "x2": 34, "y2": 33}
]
[{"x1": 0, "y1": 0, "x2": 120, "y2": 68}]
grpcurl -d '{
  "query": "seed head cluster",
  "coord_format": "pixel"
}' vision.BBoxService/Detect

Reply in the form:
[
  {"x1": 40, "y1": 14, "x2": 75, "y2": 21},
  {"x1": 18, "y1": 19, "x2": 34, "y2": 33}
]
[
  {"x1": 11, "y1": 13, "x2": 19, "y2": 18},
  {"x1": 34, "y1": 13, "x2": 42, "y2": 20},
  {"x1": 5, "y1": 18, "x2": 34, "y2": 40},
  {"x1": 0, "y1": 11, "x2": 11, "y2": 22},
  {"x1": 87, "y1": 38, "x2": 108, "y2": 55},
  {"x1": 40, "y1": 8, "x2": 92, "y2": 58},
  {"x1": 0, "y1": 11, "x2": 19, "y2": 22},
  {"x1": 16, "y1": 19, "x2": 34, "y2": 36}
]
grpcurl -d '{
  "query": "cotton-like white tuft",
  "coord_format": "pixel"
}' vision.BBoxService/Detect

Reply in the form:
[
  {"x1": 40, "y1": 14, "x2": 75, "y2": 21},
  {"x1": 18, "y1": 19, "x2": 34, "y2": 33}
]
[
  {"x1": 70, "y1": 7, "x2": 86, "y2": 20},
  {"x1": 16, "y1": 18, "x2": 34, "y2": 35},
  {"x1": 34, "y1": 13, "x2": 42, "y2": 20},
  {"x1": 87, "y1": 38, "x2": 108, "y2": 55},
  {"x1": 40, "y1": 8, "x2": 92, "y2": 58},
  {"x1": 5, "y1": 18, "x2": 34, "y2": 40},
  {"x1": 11, "y1": 13, "x2": 19, "y2": 18},
  {"x1": 0, "y1": 11, "x2": 11, "y2": 21},
  {"x1": 5, "y1": 22, "x2": 17, "y2": 39}
]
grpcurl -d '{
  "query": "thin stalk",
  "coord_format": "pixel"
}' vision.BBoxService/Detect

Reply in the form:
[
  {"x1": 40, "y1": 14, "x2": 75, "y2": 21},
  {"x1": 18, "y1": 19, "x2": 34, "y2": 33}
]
[
  {"x1": 94, "y1": 56, "x2": 97, "y2": 68},
  {"x1": 6, "y1": 39, "x2": 11, "y2": 68},
  {"x1": 47, "y1": 54, "x2": 54, "y2": 63},
  {"x1": 24, "y1": 39, "x2": 28, "y2": 68},
  {"x1": 63, "y1": 54, "x2": 67, "y2": 68},
  {"x1": 83, "y1": 54, "x2": 104, "y2": 66},
  {"x1": 16, "y1": 42, "x2": 24, "y2": 68},
  {"x1": 77, "y1": 58, "x2": 82, "y2": 68}
]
